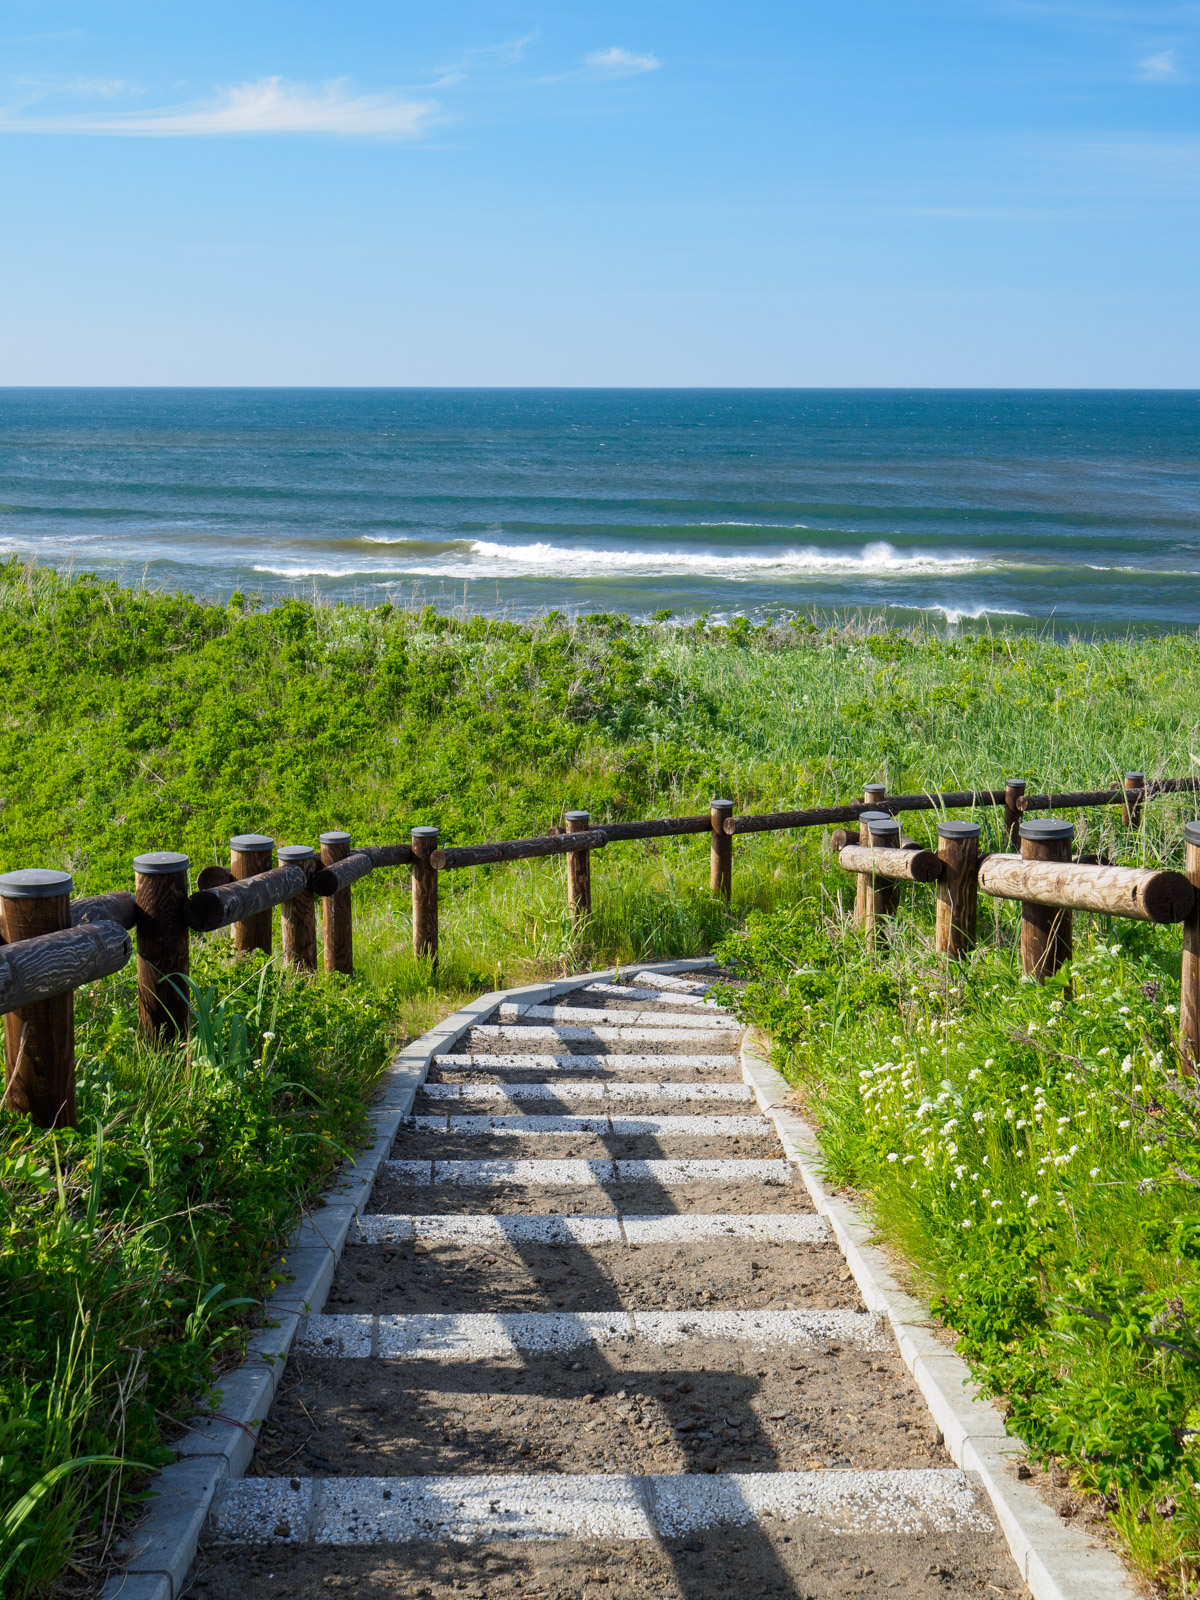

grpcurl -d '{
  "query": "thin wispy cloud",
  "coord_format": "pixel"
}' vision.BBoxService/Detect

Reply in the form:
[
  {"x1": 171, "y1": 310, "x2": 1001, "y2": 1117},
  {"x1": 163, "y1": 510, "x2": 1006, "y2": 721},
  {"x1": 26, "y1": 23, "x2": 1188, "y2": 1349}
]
[
  {"x1": 582, "y1": 47, "x2": 660, "y2": 78},
  {"x1": 0, "y1": 75, "x2": 436, "y2": 136},
  {"x1": 1137, "y1": 47, "x2": 1184, "y2": 78}
]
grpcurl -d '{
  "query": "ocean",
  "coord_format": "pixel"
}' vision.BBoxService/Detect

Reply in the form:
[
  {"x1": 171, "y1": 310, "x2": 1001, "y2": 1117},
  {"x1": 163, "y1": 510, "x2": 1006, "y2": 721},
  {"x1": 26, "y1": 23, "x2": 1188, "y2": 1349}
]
[{"x1": 0, "y1": 388, "x2": 1197, "y2": 632}]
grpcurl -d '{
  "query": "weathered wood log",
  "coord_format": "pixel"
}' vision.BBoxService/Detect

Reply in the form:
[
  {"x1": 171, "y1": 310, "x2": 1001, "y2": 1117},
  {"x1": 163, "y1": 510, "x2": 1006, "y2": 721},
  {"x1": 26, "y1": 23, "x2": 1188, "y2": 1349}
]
[
  {"x1": 936, "y1": 821, "x2": 979, "y2": 958},
  {"x1": 565, "y1": 812, "x2": 592, "y2": 922},
  {"x1": 727, "y1": 790, "x2": 1008, "y2": 835},
  {"x1": 70, "y1": 891, "x2": 138, "y2": 929},
  {"x1": 0, "y1": 918, "x2": 131, "y2": 1013},
  {"x1": 1017, "y1": 820, "x2": 1074, "y2": 983},
  {"x1": 978, "y1": 851, "x2": 1194, "y2": 925},
  {"x1": 186, "y1": 862, "x2": 308, "y2": 935},
  {"x1": 1123, "y1": 771, "x2": 1146, "y2": 828},
  {"x1": 1, "y1": 870, "x2": 78, "y2": 1129},
  {"x1": 853, "y1": 811, "x2": 891, "y2": 926},
  {"x1": 1183, "y1": 821, "x2": 1200, "y2": 1073},
  {"x1": 597, "y1": 815, "x2": 712, "y2": 842},
  {"x1": 431, "y1": 829, "x2": 608, "y2": 870},
  {"x1": 230, "y1": 834, "x2": 274, "y2": 953},
  {"x1": 1149, "y1": 778, "x2": 1200, "y2": 798},
  {"x1": 134, "y1": 852, "x2": 190, "y2": 1041},
  {"x1": 838, "y1": 844, "x2": 944, "y2": 883},
  {"x1": 362, "y1": 843, "x2": 415, "y2": 868},
  {"x1": 412, "y1": 827, "x2": 439, "y2": 965},
  {"x1": 312, "y1": 850, "x2": 374, "y2": 897},
  {"x1": 710, "y1": 799, "x2": 733, "y2": 902},
  {"x1": 1004, "y1": 779, "x2": 1026, "y2": 851},
  {"x1": 1018, "y1": 787, "x2": 1124, "y2": 813},
  {"x1": 319, "y1": 831, "x2": 354, "y2": 975},
  {"x1": 196, "y1": 865, "x2": 235, "y2": 891},
  {"x1": 278, "y1": 846, "x2": 318, "y2": 971}
]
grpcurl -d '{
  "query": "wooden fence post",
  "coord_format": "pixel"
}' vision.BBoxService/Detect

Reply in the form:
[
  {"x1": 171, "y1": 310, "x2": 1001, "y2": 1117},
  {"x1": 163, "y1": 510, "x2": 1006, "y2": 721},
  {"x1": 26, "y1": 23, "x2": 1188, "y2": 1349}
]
[
  {"x1": 935, "y1": 822, "x2": 979, "y2": 958},
  {"x1": 863, "y1": 783, "x2": 888, "y2": 810},
  {"x1": 1004, "y1": 779, "x2": 1026, "y2": 850},
  {"x1": 854, "y1": 809, "x2": 889, "y2": 927},
  {"x1": 1123, "y1": 771, "x2": 1146, "y2": 829},
  {"x1": 710, "y1": 799, "x2": 733, "y2": 902},
  {"x1": 278, "y1": 845, "x2": 318, "y2": 971},
  {"x1": 319, "y1": 831, "x2": 353, "y2": 974},
  {"x1": 565, "y1": 811, "x2": 592, "y2": 922},
  {"x1": 0, "y1": 869, "x2": 75, "y2": 1129},
  {"x1": 859, "y1": 815, "x2": 901, "y2": 938},
  {"x1": 1183, "y1": 821, "x2": 1200, "y2": 1073},
  {"x1": 230, "y1": 833, "x2": 274, "y2": 954},
  {"x1": 412, "y1": 826, "x2": 440, "y2": 966},
  {"x1": 1019, "y1": 818, "x2": 1074, "y2": 982},
  {"x1": 133, "y1": 852, "x2": 190, "y2": 1041}
]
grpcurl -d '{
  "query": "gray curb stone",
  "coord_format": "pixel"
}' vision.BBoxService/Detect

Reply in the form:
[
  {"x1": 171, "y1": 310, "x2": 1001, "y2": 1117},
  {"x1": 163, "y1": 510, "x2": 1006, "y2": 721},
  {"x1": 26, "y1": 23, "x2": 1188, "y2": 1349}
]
[
  {"x1": 98, "y1": 956, "x2": 714, "y2": 1600},
  {"x1": 740, "y1": 1027, "x2": 1138, "y2": 1600}
]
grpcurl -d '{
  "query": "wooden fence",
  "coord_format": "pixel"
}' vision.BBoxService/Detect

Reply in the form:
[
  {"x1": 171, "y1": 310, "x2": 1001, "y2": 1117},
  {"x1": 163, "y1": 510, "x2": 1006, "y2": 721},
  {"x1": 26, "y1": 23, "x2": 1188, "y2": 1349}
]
[{"x1": 2, "y1": 770, "x2": 1199, "y2": 1128}]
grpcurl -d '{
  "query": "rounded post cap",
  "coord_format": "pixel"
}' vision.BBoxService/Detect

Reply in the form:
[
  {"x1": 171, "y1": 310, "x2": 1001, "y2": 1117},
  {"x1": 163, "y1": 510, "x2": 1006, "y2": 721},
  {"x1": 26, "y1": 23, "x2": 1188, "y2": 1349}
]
[
  {"x1": 864, "y1": 817, "x2": 900, "y2": 840},
  {"x1": 1184, "y1": 819, "x2": 1200, "y2": 847},
  {"x1": 1005, "y1": 778, "x2": 1027, "y2": 791},
  {"x1": 133, "y1": 851, "x2": 189, "y2": 875},
  {"x1": 937, "y1": 820, "x2": 981, "y2": 840},
  {"x1": 230, "y1": 833, "x2": 274, "y2": 852},
  {"x1": 0, "y1": 867, "x2": 73, "y2": 899},
  {"x1": 278, "y1": 844, "x2": 315, "y2": 863},
  {"x1": 858, "y1": 809, "x2": 890, "y2": 823},
  {"x1": 564, "y1": 810, "x2": 590, "y2": 822},
  {"x1": 710, "y1": 797, "x2": 733, "y2": 810},
  {"x1": 863, "y1": 784, "x2": 887, "y2": 798},
  {"x1": 1125, "y1": 772, "x2": 1146, "y2": 785},
  {"x1": 319, "y1": 830, "x2": 352, "y2": 845},
  {"x1": 1020, "y1": 818, "x2": 1074, "y2": 842},
  {"x1": 411, "y1": 825, "x2": 440, "y2": 839}
]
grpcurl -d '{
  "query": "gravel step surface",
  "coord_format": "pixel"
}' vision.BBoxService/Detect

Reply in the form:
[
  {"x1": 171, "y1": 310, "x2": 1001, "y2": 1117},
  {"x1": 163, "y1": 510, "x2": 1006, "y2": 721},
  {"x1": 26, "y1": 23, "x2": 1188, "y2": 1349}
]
[
  {"x1": 329, "y1": 1229, "x2": 853, "y2": 1315},
  {"x1": 193, "y1": 975, "x2": 1027, "y2": 1600}
]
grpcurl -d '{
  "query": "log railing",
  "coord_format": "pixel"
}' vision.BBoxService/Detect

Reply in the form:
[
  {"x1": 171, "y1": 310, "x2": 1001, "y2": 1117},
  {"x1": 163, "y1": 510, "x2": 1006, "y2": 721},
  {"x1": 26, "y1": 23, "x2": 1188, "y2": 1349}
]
[{"x1": 3, "y1": 769, "x2": 1200, "y2": 1125}]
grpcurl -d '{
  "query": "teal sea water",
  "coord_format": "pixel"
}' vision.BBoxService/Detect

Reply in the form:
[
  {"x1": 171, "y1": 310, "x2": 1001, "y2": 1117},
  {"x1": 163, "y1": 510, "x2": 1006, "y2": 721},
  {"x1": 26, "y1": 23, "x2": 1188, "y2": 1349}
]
[{"x1": 0, "y1": 388, "x2": 1197, "y2": 632}]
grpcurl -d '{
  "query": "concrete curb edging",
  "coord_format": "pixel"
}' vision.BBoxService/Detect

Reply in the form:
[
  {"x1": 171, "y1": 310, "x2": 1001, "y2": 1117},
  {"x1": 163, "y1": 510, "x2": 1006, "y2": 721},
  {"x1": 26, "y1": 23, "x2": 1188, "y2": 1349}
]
[
  {"x1": 98, "y1": 959, "x2": 714, "y2": 1600},
  {"x1": 739, "y1": 1027, "x2": 1139, "y2": 1600}
]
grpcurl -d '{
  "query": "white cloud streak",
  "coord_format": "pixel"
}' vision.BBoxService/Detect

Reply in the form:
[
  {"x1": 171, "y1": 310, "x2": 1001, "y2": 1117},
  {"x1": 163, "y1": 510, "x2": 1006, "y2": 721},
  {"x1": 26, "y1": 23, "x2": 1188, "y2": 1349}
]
[
  {"x1": 0, "y1": 75, "x2": 436, "y2": 136},
  {"x1": 582, "y1": 46, "x2": 661, "y2": 78},
  {"x1": 1136, "y1": 48, "x2": 1184, "y2": 78}
]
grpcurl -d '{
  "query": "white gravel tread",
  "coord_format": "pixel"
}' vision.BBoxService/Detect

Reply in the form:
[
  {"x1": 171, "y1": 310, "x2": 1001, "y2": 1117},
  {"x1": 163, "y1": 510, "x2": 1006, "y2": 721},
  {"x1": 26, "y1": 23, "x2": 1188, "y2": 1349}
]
[
  {"x1": 497, "y1": 1003, "x2": 737, "y2": 1030},
  {"x1": 430, "y1": 1052, "x2": 737, "y2": 1072},
  {"x1": 353, "y1": 1212, "x2": 829, "y2": 1245},
  {"x1": 297, "y1": 1308, "x2": 887, "y2": 1360},
  {"x1": 469, "y1": 1024, "x2": 738, "y2": 1045},
  {"x1": 210, "y1": 1467, "x2": 991, "y2": 1545}
]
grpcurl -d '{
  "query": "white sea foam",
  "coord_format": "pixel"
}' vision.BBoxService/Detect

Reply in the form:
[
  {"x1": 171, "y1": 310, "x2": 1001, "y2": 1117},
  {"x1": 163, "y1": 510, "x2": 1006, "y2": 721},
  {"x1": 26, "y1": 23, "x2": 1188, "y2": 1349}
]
[{"x1": 252, "y1": 538, "x2": 1003, "y2": 583}]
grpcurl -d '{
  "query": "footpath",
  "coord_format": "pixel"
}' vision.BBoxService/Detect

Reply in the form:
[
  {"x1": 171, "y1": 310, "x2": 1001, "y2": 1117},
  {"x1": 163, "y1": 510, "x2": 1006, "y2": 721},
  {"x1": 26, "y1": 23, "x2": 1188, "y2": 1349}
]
[{"x1": 113, "y1": 967, "x2": 1135, "y2": 1600}]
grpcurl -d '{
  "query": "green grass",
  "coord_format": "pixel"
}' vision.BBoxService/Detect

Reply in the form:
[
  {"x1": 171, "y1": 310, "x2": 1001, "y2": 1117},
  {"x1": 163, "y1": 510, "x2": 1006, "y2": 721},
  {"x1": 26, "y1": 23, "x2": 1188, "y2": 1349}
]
[{"x1": 2, "y1": 560, "x2": 1200, "y2": 1594}]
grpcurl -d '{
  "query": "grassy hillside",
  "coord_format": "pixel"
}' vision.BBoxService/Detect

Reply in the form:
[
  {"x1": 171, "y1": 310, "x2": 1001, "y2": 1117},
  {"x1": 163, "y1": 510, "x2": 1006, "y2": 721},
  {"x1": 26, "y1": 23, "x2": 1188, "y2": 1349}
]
[{"x1": 2, "y1": 559, "x2": 1200, "y2": 1595}]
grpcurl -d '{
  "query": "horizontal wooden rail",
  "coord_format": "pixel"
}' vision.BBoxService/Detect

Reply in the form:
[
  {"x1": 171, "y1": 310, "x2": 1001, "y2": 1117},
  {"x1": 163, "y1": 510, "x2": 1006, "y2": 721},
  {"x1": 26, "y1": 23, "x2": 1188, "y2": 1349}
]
[
  {"x1": 362, "y1": 843, "x2": 415, "y2": 868},
  {"x1": 977, "y1": 854, "x2": 1194, "y2": 925},
  {"x1": 597, "y1": 815, "x2": 712, "y2": 842},
  {"x1": 838, "y1": 844, "x2": 944, "y2": 884},
  {"x1": 0, "y1": 920, "x2": 132, "y2": 1014},
  {"x1": 70, "y1": 891, "x2": 138, "y2": 929},
  {"x1": 727, "y1": 790, "x2": 1010, "y2": 835},
  {"x1": 186, "y1": 862, "x2": 309, "y2": 934},
  {"x1": 312, "y1": 850, "x2": 374, "y2": 897},
  {"x1": 431, "y1": 829, "x2": 609, "y2": 871}
]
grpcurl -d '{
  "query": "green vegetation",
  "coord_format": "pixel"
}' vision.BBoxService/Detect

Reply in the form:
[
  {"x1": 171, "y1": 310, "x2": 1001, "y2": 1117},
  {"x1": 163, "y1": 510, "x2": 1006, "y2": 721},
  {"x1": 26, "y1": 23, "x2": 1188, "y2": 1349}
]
[
  {"x1": 718, "y1": 885, "x2": 1200, "y2": 1594},
  {"x1": 1, "y1": 559, "x2": 1200, "y2": 1593}
]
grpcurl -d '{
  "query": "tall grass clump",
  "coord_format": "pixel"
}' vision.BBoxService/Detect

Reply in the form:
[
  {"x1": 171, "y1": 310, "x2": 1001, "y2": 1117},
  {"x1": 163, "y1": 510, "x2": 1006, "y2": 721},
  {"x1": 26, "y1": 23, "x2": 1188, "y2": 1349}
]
[{"x1": 0, "y1": 947, "x2": 397, "y2": 1595}]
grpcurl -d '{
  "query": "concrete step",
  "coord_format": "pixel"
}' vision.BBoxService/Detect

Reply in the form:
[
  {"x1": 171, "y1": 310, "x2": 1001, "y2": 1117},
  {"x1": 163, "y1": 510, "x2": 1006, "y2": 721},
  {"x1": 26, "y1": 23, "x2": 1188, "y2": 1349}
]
[
  {"x1": 430, "y1": 1051, "x2": 739, "y2": 1076},
  {"x1": 381, "y1": 1157, "x2": 794, "y2": 1188},
  {"x1": 418, "y1": 1080, "x2": 753, "y2": 1103},
  {"x1": 497, "y1": 1003, "x2": 738, "y2": 1030}
]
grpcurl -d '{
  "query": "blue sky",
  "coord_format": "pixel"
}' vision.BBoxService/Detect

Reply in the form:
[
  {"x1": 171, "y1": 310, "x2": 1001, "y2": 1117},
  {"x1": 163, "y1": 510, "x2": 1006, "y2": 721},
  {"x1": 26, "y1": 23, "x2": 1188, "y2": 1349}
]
[{"x1": 1, "y1": 1, "x2": 1197, "y2": 385}]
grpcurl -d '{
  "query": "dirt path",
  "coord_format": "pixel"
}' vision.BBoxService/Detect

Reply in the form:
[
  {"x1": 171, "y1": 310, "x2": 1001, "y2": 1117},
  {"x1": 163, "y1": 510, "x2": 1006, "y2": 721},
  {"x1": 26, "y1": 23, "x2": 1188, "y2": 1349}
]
[{"x1": 192, "y1": 970, "x2": 1026, "y2": 1600}]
